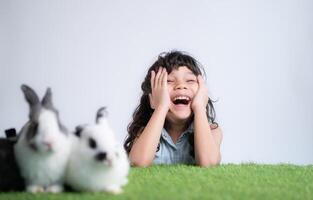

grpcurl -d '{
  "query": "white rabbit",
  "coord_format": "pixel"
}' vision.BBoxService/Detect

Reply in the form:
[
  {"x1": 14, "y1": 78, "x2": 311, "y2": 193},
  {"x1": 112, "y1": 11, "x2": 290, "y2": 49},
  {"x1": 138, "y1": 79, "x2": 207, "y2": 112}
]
[
  {"x1": 65, "y1": 107, "x2": 130, "y2": 194},
  {"x1": 14, "y1": 84, "x2": 71, "y2": 193}
]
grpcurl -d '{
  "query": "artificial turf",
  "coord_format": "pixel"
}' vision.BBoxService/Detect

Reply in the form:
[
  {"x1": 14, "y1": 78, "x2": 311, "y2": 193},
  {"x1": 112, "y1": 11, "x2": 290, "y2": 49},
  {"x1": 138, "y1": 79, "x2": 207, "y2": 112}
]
[{"x1": 0, "y1": 164, "x2": 312, "y2": 200}]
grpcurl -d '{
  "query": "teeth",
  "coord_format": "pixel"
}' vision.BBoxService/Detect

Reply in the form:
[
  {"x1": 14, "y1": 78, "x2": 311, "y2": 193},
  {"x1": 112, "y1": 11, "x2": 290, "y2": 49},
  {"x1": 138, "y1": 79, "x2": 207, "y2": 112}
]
[{"x1": 174, "y1": 96, "x2": 190, "y2": 101}]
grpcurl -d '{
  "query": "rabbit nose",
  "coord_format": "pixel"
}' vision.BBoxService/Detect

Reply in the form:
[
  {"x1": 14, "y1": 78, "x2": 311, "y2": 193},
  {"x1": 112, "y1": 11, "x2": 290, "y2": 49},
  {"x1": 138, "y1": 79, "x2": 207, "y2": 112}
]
[
  {"x1": 96, "y1": 152, "x2": 107, "y2": 161},
  {"x1": 43, "y1": 141, "x2": 53, "y2": 149}
]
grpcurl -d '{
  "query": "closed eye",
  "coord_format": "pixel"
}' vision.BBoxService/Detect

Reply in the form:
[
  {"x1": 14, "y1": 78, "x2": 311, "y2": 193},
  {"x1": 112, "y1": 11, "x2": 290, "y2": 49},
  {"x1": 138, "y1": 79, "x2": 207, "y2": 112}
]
[{"x1": 187, "y1": 79, "x2": 196, "y2": 83}]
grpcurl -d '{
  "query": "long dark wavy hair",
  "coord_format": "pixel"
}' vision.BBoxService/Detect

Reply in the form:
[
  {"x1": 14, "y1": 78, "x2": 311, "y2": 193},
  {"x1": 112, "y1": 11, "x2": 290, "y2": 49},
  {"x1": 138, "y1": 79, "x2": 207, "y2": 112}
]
[{"x1": 124, "y1": 51, "x2": 218, "y2": 157}]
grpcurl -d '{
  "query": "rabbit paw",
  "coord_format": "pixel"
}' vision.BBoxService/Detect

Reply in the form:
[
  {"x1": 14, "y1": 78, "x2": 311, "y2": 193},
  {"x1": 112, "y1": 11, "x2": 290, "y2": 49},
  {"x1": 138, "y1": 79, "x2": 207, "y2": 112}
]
[
  {"x1": 27, "y1": 185, "x2": 44, "y2": 193},
  {"x1": 46, "y1": 184, "x2": 63, "y2": 193},
  {"x1": 104, "y1": 185, "x2": 123, "y2": 194},
  {"x1": 121, "y1": 178, "x2": 128, "y2": 186}
]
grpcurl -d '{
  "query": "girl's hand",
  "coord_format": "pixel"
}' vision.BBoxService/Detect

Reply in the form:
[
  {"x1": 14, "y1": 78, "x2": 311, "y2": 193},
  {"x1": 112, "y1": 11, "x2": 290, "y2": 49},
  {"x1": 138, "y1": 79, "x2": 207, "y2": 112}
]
[
  {"x1": 191, "y1": 75, "x2": 209, "y2": 113},
  {"x1": 149, "y1": 67, "x2": 171, "y2": 111}
]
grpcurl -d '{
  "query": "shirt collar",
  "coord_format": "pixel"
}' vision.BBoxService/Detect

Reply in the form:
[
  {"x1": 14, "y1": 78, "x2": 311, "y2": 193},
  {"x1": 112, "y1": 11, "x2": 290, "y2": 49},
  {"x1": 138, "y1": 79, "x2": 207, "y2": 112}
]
[{"x1": 161, "y1": 122, "x2": 194, "y2": 140}]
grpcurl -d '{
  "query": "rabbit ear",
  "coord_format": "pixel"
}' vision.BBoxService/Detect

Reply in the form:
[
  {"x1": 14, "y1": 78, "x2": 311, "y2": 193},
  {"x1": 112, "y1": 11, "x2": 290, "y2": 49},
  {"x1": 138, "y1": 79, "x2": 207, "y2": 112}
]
[
  {"x1": 41, "y1": 87, "x2": 53, "y2": 108},
  {"x1": 74, "y1": 125, "x2": 84, "y2": 138},
  {"x1": 96, "y1": 107, "x2": 108, "y2": 124},
  {"x1": 21, "y1": 84, "x2": 40, "y2": 107}
]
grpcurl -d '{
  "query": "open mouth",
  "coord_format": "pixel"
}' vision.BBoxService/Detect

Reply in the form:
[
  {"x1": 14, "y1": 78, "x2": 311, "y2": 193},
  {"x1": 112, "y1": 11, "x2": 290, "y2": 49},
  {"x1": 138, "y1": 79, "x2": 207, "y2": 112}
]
[{"x1": 172, "y1": 96, "x2": 191, "y2": 106}]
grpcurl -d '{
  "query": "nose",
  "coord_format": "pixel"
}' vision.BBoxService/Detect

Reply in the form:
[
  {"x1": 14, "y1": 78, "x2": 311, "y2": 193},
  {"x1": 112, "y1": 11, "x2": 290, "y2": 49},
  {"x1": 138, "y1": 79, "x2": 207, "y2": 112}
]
[
  {"x1": 174, "y1": 82, "x2": 187, "y2": 90},
  {"x1": 43, "y1": 137, "x2": 54, "y2": 149},
  {"x1": 44, "y1": 141, "x2": 52, "y2": 147},
  {"x1": 95, "y1": 152, "x2": 107, "y2": 161}
]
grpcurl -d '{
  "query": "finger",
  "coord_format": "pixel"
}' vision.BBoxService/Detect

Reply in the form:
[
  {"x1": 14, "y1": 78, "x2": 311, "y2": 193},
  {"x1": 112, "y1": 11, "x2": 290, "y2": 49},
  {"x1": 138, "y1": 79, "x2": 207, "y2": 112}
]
[
  {"x1": 149, "y1": 93, "x2": 155, "y2": 109},
  {"x1": 158, "y1": 68, "x2": 166, "y2": 87},
  {"x1": 197, "y1": 75, "x2": 206, "y2": 89},
  {"x1": 161, "y1": 69, "x2": 168, "y2": 87},
  {"x1": 150, "y1": 71, "x2": 155, "y2": 90},
  {"x1": 155, "y1": 67, "x2": 162, "y2": 88},
  {"x1": 197, "y1": 75, "x2": 204, "y2": 85},
  {"x1": 158, "y1": 67, "x2": 166, "y2": 87}
]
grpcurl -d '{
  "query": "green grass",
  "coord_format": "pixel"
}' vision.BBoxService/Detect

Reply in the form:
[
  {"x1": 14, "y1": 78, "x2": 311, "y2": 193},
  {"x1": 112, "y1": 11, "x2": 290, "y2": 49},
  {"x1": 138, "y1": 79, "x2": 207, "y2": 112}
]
[{"x1": 0, "y1": 164, "x2": 312, "y2": 200}]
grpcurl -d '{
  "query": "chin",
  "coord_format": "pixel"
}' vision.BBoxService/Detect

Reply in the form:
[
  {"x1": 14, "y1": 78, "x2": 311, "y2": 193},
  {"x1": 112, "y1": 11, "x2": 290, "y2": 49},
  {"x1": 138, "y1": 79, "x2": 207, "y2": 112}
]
[{"x1": 167, "y1": 108, "x2": 193, "y2": 122}]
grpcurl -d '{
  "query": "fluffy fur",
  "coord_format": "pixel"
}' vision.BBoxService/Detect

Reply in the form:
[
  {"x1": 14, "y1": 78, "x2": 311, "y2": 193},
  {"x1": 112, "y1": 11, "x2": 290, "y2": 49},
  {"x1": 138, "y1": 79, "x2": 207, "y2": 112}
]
[
  {"x1": 65, "y1": 107, "x2": 129, "y2": 194},
  {"x1": 14, "y1": 85, "x2": 71, "y2": 193}
]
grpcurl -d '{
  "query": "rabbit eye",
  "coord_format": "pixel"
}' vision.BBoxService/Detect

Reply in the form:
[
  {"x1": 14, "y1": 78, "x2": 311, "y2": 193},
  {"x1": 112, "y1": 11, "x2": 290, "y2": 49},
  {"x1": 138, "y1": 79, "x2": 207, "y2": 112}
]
[{"x1": 88, "y1": 138, "x2": 97, "y2": 149}]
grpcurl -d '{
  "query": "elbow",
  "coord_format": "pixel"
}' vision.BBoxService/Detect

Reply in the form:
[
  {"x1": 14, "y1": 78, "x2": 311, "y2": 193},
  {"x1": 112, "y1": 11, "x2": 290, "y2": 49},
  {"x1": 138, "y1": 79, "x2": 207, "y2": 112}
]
[
  {"x1": 198, "y1": 155, "x2": 221, "y2": 167},
  {"x1": 131, "y1": 160, "x2": 152, "y2": 168},
  {"x1": 129, "y1": 155, "x2": 153, "y2": 168}
]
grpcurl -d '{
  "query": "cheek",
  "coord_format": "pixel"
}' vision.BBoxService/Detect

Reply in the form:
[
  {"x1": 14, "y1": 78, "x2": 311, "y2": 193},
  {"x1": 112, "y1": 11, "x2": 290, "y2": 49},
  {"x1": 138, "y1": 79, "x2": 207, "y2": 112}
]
[{"x1": 167, "y1": 86, "x2": 173, "y2": 94}]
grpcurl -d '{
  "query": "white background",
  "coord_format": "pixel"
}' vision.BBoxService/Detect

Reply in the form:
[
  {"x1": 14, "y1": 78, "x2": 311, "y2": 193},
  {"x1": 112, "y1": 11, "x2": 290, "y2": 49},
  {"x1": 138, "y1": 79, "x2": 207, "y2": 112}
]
[{"x1": 1, "y1": 0, "x2": 312, "y2": 164}]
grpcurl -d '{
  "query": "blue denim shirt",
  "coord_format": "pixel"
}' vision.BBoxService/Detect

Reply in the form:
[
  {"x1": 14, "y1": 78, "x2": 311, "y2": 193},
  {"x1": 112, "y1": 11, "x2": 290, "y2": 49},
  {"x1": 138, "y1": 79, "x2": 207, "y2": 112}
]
[{"x1": 153, "y1": 124, "x2": 195, "y2": 165}]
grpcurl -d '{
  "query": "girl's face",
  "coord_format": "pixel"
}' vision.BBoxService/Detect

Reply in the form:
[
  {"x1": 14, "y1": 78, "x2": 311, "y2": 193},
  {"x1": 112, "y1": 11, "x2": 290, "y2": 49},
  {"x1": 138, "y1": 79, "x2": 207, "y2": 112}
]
[{"x1": 166, "y1": 66, "x2": 199, "y2": 122}]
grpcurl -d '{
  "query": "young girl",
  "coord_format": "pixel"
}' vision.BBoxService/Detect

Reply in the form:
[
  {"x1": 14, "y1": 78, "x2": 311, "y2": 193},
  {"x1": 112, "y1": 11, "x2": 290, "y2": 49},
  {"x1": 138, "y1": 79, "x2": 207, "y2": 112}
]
[{"x1": 124, "y1": 51, "x2": 222, "y2": 167}]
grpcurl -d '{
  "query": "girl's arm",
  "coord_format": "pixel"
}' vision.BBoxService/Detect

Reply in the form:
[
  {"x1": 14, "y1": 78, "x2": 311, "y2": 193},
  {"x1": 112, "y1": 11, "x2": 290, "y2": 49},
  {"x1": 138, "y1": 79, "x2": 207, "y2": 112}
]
[
  {"x1": 129, "y1": 107, "x2": 168, "y2": 167},
  {"x1": 192, "y1": 76, "x2": 223, "y2": 167},
  {"x1": 193, "y1": 108, "x2": 222, "y2": 167},
  {"x1": 129, "y1": 67, "x2": 170, "y2": 167}
]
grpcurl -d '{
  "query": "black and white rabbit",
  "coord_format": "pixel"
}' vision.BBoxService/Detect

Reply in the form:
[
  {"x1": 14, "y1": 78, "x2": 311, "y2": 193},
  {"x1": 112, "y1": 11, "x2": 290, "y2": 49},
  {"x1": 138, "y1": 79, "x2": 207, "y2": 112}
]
[
  {"x1": 14, "y1": 84, "x2": 71, "y2": 193},
  {"x1": 65, "y1": 107, "x2": 129, "y2": 194}
]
